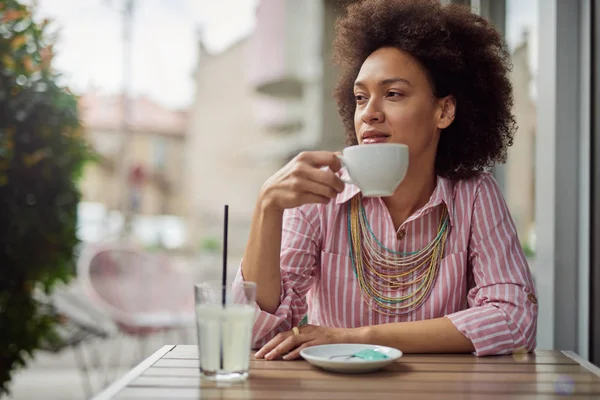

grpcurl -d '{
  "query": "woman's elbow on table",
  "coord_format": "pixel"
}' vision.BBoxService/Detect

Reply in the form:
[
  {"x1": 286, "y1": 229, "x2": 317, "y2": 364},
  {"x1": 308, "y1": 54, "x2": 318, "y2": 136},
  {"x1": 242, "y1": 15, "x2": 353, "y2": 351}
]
[{"x1": 448, "y1": 296, "x2": 538, "y2": 356}]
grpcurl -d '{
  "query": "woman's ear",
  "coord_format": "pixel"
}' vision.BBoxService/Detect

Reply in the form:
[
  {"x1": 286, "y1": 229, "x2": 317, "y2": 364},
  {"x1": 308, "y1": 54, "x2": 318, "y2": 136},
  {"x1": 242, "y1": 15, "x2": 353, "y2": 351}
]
[{"x1": 437, "y1": 95, "x2": 456, "y2": 130}]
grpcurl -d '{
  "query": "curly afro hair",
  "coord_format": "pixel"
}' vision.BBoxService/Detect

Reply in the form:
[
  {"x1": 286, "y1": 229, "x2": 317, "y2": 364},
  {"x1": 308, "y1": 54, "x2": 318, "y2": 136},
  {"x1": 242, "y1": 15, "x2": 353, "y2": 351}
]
[{"x1": 332, "y1": 0, "x2": 516, "y2": 180}]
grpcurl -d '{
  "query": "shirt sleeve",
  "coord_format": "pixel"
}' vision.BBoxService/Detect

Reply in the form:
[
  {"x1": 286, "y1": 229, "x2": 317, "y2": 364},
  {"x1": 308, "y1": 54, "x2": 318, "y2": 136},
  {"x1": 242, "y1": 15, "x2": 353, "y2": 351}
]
[
  {"x1": 233, "y1": 204, "x2": 320, "y2": 349},
  {"x1": 446, "y1": 174, "x2": 538, "y2": 356}
]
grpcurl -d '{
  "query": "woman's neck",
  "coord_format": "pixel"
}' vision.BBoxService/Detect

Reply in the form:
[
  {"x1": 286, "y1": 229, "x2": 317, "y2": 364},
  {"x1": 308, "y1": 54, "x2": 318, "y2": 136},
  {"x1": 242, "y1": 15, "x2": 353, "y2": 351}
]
[{"x1": 382, "y1": 167, "x2": 437, "y2": 229}]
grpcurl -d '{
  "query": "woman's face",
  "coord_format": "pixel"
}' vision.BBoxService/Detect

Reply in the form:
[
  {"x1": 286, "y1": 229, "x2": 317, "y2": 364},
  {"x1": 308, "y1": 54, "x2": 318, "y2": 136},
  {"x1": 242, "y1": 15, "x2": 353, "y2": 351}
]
[{"x1": 353, "y1": 47, "x2": 455, "y2": 169}]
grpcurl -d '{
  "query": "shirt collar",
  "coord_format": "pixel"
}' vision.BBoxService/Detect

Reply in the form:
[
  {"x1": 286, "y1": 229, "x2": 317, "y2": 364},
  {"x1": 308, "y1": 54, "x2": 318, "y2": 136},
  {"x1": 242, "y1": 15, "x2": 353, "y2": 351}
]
[
  {"x1": 419, "y1": 175, "x2": 455, "y2": 228},
  {"x1": 334, "y1": 169, "x2": 456, "y2": 227}
]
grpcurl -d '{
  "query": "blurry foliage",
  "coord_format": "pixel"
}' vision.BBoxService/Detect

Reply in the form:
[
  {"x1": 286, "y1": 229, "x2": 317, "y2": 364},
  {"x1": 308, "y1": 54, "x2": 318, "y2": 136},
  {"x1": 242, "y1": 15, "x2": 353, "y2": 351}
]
[
  {"x1": 0, "y1": 0, "x2": 93, "y2": 395},
  {"x1": 522, "y1": 242, "x2": 536, "y2": 259},
  {"x1": 199, "y1": 236, "x2": 220, "y2": 253}
]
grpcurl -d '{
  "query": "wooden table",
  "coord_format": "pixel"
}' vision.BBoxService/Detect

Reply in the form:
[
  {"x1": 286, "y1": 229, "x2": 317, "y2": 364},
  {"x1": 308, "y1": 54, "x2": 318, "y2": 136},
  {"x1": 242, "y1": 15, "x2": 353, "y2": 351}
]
[{"x1": 93, "y1": 345, "x2": 600, "y2": 399}]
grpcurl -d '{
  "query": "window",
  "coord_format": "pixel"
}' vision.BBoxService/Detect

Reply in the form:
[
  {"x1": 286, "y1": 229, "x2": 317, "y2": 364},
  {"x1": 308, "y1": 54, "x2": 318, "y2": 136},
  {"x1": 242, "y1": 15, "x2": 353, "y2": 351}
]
[{"x1": 476, "y1": 0, "x2": 539, "y2": 266}]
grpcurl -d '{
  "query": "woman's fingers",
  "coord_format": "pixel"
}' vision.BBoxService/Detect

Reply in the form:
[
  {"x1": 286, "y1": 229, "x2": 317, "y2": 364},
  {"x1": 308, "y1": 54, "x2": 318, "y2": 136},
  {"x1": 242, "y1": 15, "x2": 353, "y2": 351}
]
[
  {"x1": 290, "y1": 162, "x2": 345, "y2": 195},
  {"x1": 264, "y1": 333, "x2": 310, "y2": 361},
  {"x1": 255, "y1": 325, "x2": 322, "y2": 361},
  {"x1": 303, "y1": 167, "x2": 346, "y2": 195},
  {"x1": 260, "y1": 151, "x2": 346, "y2": 211},
  {"x1": 255, "y1": 332, "x2": 289, "y2": 359},
  {"x1": 282, "y1": 341, "x2": 314, "y2": 361},
  {"x1": 295, "y1": 151, "x2": 342, "y2": 172}
]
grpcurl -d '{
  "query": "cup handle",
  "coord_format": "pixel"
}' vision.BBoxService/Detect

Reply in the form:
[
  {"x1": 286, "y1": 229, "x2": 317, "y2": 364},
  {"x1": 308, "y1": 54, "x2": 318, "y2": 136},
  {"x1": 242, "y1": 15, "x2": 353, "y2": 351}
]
[{"x1": 335, "y1": 154, "x2": 353, "y2": 185}]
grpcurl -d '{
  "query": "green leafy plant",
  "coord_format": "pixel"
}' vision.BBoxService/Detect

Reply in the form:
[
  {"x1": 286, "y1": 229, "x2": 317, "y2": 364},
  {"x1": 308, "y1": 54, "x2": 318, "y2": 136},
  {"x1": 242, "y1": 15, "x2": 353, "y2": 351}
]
[{"x1": 0, "y1": 0, "x2": 92, "y2": 394}]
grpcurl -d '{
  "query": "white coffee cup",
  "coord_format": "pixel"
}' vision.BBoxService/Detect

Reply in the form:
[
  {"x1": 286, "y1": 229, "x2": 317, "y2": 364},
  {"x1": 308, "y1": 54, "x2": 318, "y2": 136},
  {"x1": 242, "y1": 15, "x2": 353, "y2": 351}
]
[{"x1": 336, "y1": 143, "x2": 409, "y2": 197}]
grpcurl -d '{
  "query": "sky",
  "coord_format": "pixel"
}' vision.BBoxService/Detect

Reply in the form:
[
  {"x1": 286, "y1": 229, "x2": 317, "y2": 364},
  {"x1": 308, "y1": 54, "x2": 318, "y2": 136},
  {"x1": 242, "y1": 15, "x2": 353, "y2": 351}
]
[
  {"x1": 35, "y1": 0, "x2": 538, "y2": 110},
  {"x1": 35, "y1": 0, "x2": 258, "y2": 110}
]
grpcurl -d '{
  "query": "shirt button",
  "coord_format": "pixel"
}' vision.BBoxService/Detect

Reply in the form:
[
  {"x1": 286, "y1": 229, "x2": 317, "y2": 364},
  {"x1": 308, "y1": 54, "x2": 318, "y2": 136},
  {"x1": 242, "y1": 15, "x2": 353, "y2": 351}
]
[
  {"x1": 397, "y1": 229, "x2": 406, "y2": 240},
  {"x1": 527, "y1": 293, "x2": 537, "y2": 304}
]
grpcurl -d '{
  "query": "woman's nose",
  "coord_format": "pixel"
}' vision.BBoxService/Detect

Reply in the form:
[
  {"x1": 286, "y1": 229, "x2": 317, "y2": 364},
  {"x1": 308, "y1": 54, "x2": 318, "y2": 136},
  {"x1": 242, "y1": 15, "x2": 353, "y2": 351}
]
[{"x1": 361, "y1": 100, "x2": 384, "y2": 123}]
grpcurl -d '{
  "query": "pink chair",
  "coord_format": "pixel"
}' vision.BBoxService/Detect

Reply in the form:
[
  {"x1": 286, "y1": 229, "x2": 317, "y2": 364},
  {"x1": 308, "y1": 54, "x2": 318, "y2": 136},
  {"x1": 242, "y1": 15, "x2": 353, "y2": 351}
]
[{"x1": 76, "y1": 242, "x2": 195, "y2": 365}]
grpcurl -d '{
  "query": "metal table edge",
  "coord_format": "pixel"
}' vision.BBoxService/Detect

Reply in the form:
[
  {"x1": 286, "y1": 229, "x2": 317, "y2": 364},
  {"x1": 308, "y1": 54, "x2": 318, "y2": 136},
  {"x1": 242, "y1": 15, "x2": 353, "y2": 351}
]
[
  {"x1": 90, "y1": 344, "x2": 176, "y2": 400},
  {"x1": 562, "y1": 350, "x2": 600, "y2": 377}
]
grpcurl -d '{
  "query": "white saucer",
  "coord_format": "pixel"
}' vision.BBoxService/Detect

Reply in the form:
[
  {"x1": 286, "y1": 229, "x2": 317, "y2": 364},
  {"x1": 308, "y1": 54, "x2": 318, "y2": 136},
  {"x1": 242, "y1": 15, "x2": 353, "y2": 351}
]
[{"x1": 299, "y1": 344, "x2": 402, "y2": 374}]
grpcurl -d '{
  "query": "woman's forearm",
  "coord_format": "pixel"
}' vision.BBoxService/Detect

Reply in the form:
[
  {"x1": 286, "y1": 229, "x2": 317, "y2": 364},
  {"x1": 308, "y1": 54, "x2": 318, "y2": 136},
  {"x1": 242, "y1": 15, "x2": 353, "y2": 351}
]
[
  {"x1": 352, "y1": 317, "x2": 475, "y2": 353},
  {"x1": 241, "y1": 198, "x2": 285, "y2": 314}
]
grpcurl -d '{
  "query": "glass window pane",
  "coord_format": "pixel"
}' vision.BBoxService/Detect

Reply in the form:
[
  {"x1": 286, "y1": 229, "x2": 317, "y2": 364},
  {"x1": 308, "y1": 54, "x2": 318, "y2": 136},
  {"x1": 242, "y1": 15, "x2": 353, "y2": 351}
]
[{"x1": 503, "y1": 0, "x2": 539, "y2": 266}]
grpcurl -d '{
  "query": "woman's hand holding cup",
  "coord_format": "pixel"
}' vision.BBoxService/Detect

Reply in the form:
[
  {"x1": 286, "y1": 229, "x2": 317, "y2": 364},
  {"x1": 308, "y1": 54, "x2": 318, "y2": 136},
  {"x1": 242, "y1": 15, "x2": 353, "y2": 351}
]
[{"x1": 259, "y1": 151, "x2": 345, "y2": 213}]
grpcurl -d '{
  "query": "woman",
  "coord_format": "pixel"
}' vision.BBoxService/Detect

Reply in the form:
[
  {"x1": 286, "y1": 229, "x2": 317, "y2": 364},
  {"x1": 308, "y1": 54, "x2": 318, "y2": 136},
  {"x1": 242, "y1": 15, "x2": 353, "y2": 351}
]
[{"x1": 234, "y1": 0, "x2": 537, "y2": 360}]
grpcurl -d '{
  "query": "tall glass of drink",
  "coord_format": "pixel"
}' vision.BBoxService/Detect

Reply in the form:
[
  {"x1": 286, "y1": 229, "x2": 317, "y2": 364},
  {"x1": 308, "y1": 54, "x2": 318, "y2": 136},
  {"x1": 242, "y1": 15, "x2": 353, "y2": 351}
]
[{"x1": 194, "y1": 281, "x2": 256, "y2": 382}]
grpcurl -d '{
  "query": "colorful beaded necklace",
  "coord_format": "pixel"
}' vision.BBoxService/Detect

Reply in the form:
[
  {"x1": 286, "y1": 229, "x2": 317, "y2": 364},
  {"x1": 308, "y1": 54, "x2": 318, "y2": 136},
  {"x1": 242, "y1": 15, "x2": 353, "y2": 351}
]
[{"x1": 347, "y1": 195, "x2": 450, "y2": 316}]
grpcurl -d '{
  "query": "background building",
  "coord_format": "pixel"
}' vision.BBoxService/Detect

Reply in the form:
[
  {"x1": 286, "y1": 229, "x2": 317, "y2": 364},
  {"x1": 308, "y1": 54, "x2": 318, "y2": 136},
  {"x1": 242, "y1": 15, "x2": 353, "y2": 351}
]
[
  {"x1": 77, "y1": 91, "x2": 189, "y2": 247},
  {"x1": 184, "y1": 38, "x2": 284, "y2": 259}
]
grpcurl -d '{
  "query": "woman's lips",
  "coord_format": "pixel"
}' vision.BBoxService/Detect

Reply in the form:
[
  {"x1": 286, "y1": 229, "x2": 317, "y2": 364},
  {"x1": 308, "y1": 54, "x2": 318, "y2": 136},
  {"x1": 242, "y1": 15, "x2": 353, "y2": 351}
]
[{"x1": 362, "y1": 136, "x2": 389, "y2": 144}]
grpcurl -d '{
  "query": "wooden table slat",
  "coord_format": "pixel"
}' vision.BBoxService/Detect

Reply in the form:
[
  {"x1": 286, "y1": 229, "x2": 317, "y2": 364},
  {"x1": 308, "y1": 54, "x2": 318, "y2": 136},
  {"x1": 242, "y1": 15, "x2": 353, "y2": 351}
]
[
  {"x1": 139, "y1": 366, "x2": 600, "y2": 383},
  {"x1": 153, "y1": 356, "x2": 579, "y2": 370},
  {"x1": 161, "y1": 354, "x2": 577, "y2": 365},
  {"x1": 143, "y1": 364, "x2": 589, "y2": 378},
  {"x1": 163, "y1": 348, "x2": 578, "y2": 365},
  {"x1": 150, "y1": 360, "x2": 589, "y2": 374},
  {"x1": 164, "y1": 347, "x2": 573, "y2": 358},
  {"x1": 130, "y1": 375, "x2": 600, "y2": 395}
]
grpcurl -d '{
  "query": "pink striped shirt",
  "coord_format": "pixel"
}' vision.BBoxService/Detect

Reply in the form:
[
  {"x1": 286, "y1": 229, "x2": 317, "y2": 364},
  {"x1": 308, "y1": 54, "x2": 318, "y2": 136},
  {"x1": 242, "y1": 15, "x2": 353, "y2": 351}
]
[{"x1": 234, "y1": 170, "x2": 538, "y2": 356}]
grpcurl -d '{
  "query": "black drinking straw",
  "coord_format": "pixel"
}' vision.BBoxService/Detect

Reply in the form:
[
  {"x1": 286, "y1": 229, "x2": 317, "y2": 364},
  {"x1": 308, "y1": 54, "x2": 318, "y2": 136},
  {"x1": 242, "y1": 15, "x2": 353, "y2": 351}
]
[
  {"x1": 222, "y1": 204, "x2": 228, "y2": 307},
  {"x1": 220, "y1": 205, "x2": 229, "y2": 370}
]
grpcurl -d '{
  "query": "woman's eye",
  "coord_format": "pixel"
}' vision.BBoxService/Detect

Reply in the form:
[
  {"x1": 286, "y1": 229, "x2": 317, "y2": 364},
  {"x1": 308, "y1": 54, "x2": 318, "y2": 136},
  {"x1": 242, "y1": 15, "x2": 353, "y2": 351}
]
[
  {"x1": 355, "y1": 94, "x2": 367, "y2": 103},
  {"x1": 387, "y1": 91, "x2": 404, "y2": 98}
]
